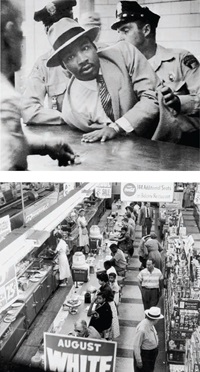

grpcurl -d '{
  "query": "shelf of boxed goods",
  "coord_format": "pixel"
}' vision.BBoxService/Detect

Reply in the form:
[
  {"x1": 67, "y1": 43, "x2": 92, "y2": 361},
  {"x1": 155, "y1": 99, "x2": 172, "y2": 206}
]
[{"x1": 164, "y1": 233, "x2": 200, "y2": 372}]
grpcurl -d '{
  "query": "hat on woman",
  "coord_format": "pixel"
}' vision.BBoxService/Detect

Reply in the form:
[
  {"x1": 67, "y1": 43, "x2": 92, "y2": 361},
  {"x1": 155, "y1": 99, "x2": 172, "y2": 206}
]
[
  {"x1": 145, "y1": 306, "x2": 164, "y2": 320},
  {"x1": 47, "y1": 17, "x2": 99, "y2": 67}
]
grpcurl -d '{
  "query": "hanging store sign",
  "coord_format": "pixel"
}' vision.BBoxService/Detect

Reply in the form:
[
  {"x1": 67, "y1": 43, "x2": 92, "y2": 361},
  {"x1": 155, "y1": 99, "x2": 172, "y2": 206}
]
[
  {"x1": 0, "y1": 264, "x2": 18, "y2": 312},
  {"x1": 95, "y1": 183, "x2": 112, "y2": 199},
  {"x1": 121, "y1": 183, "x2": 174, "y2": 202},
  {"x1": 63, "y1": 183, "x2": 76, "y2": 197},
  {"x1": 44, "y1": 333, "x2": 117, "y2": 372},
  {"x1": 0, "y1": 215, "x2": 11, "y2": 241}
]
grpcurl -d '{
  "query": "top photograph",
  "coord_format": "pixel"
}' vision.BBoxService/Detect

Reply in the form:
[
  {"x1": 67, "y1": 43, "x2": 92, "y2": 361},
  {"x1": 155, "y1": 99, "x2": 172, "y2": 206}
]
[{"x1": 1, "y1": 0, "x2": 200, "y2": 171}]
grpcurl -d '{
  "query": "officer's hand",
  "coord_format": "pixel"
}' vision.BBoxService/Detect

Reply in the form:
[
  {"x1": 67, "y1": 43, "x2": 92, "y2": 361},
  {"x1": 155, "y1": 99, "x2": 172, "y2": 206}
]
[
  {"x1": 42, "y1": 139, "x2": 75, "y2": 166},
  {"x1": 81, "y1": 127, "x2": 117, "y2": 143},
  {"x1": 161, "y1": 86, "x2": 181, "y2": 113}
]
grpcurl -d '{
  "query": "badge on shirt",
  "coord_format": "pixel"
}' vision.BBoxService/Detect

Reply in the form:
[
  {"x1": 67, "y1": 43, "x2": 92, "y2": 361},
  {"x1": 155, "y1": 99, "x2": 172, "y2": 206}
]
[
  {"x1": 183, "y1": 54, "x2": 199, "y2": 69},
  {"x1": 168, "y1": 72, "x2": 176, "y2": 82},
  {"x1": 46, "y1": 3, "x2": 56, "y2": 16}
]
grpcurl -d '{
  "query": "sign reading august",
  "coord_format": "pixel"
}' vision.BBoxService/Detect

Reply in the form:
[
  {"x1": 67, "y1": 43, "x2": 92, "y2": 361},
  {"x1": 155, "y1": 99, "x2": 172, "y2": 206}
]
[{"x1": 44, "y1": 333, "x2": 117, "y2": 372}]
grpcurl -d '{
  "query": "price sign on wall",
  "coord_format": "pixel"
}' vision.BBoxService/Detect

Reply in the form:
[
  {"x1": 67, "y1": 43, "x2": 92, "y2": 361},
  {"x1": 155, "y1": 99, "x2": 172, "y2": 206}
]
[
  {"x1": 95, "y1": 183, "x2": 112, "y2": 199},
  {"x1": 0, "y1": 264, "x2": 18, "y2": 312}
]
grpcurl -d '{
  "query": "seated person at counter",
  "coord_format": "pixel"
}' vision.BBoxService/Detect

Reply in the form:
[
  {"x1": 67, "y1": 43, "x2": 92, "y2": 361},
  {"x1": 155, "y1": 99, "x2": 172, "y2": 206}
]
[
  {"x1": 46, "y1": 18, "x2": 160, "y2": 143},
  {"x1": 109, "y1": 244, "x2": 127, "y2": 276},
  {"x1": 0, "y1": 0, "x2": 75, "y2": 170},
  {"x1": 117, "y1": 226, "x2": 134, "y2": 257},
  {"x1": 111, "y1": 1, "x2": 200, "y2": 147},
  {"x1": 22, "y1": 0, "x2": 76, "y2": 126},
  {"x1": 104, "y1": 260, "x2": 117, "y2": 276},
  {"x1": 108, "y1": 272, "x2": 120, "y2": 307},
  {"x1": 87, "y1": 292, "x2": 112, "y2": 337},
  {"x1": 74, "y1": 319, "x2": 101, "y2": 339},
  {"x1": 96, "y1": 272, "x2": 120, "y2": 339}
]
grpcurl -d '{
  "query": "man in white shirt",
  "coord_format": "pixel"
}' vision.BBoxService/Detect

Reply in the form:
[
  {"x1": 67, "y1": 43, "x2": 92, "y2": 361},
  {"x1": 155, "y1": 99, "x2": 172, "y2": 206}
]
[
  {"x1": 133, "y1": 306, "x2": 164, "y2": 372},
  {"x1": 46, "y1": 18, "x2": 160, "y2": 142}
]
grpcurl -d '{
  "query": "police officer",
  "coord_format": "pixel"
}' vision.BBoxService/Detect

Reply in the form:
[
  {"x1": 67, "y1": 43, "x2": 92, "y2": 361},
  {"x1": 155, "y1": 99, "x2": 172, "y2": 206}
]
[
  {"x1": 111, "y1": 1, "x2": 200, "y2": 148},
  {"x1": 22, "y1": 0, "x2": 76, "y2": 125}
]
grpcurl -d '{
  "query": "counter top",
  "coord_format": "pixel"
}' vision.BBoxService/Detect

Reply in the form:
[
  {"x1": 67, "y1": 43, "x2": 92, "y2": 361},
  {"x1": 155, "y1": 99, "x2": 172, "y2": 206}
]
[{"x1": 25, "y1": 125, "x2": 200, "y2": 171}]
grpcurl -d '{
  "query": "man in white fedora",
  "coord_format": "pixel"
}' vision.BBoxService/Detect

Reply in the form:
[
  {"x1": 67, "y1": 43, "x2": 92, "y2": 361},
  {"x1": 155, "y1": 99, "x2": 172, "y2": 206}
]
[
  {"x1": 46, "y1": 17, "x2": 160, "y2": 143},
  {"x1": 133, "y1": 306, "x2": 164, "y2": 372}
]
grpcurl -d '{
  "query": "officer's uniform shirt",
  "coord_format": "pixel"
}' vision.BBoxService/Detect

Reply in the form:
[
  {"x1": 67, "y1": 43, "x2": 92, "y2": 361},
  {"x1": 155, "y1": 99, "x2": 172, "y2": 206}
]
[
  {"x1": 149, "y1": 44, "x2": 200, "y2": 116},
  {"x1": 22, "y1": 50, "x2": 69, "y2": 125}
]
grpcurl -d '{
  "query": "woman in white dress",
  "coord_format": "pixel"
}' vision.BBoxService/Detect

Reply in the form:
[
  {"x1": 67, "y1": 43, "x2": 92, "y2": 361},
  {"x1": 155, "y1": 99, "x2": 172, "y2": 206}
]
[
  {"x1": 77, "y1": 209, "x2": 89, "y2": 254},
  {"x1": 55, "y1": 233, "x2": 71, "y2": 286}
]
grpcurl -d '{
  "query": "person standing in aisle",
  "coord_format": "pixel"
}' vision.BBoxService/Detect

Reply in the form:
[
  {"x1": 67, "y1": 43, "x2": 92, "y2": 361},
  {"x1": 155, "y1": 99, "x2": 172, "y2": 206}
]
[
  {"x1": 77, "y1": 209, "x2": 89, "y2": 254},
  {"x1": 133, "y1": 306, "x2": 164, "y2": 372},
  {"x1": 144, "y1": 233, "x2": 163, "y2": 271},
  {"x1": 54, "y1": 232, "x2": 71, "y2": 286},
  {"x1": 139, "y1": 202, "x2": 154, "y2": 237},
  {"x1": 137, "y1": 259, "x2": 163, "y2": 310},
  {"x1": 138, "y1": 235, "x2": 150, "y2": 270}
]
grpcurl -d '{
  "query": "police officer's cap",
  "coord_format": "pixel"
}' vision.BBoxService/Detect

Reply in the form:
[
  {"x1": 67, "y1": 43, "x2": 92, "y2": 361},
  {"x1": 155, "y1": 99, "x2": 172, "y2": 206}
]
[
  {"x1": 111, "y1": 1, "x2": 160, "y2": 30},
  {"x1": 34, "y1": 0, "x2": 77, "y2": 27}
]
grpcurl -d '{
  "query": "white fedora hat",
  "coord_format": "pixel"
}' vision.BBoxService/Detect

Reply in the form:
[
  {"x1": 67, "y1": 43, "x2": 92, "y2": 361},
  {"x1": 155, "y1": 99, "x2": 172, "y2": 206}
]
[
  {"x1": 144, "y1": 307, "x2": 164, "y2": 320},
  {"x1": 47, "y1": 17, "x2": 99, "y2": 67}
]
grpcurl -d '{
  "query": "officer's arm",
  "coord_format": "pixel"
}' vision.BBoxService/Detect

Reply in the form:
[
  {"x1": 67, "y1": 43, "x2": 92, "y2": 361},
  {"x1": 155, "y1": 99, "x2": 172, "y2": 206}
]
[
  {"x1": 178, "y1": 52, "x2": 200, "y2": 115},
  {"x1": 117, "y1": 41, "x2": 160, "y2": 137}
]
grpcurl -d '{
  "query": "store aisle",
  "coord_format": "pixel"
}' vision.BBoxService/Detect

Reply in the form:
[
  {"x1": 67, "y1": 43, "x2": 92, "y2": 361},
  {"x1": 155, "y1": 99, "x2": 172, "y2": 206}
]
[{"x1": 115, "y1": 207, "x2": 166, "y2": 372}]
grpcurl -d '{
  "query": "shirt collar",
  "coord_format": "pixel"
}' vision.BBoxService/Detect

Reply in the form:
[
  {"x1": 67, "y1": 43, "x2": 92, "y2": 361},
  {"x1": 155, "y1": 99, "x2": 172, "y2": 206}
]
[{"x1": 75, "y1": 68, "x2": 102, "y2": 91}]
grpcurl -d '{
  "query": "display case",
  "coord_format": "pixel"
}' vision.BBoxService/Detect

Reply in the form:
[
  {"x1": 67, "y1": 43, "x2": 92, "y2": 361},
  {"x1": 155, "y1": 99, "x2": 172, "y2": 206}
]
[{"x1": 164, "y1": 235, "x2": 200, "y2": 371}]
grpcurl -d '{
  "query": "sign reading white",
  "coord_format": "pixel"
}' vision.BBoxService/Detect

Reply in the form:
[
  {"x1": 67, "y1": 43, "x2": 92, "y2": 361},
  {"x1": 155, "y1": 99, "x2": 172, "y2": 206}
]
[
  {"x1": 0, "y1": 215, "x2": 11, "y2": 241},
  {"x1": 121, "y1": 183, "x2": 174, "y2": 202},
  {"x1": 44, "y1": 333, "x2": 117, "y2": 372},
  {"x1": 95, "y1": 183, "x2": 112, "y2": 199}
]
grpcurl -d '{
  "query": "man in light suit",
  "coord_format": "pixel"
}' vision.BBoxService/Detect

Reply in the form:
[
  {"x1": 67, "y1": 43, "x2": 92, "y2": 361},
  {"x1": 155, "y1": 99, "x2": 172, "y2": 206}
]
[
  {"x1": 138, "y1": 202, "x2": 154, "y2": 237},
  {"x1": 46, "y1": 18, "x2": 160, "y2": 142}
]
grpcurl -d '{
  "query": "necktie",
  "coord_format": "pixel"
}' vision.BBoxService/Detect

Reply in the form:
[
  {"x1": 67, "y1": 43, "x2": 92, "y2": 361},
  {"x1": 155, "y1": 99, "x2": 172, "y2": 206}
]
[
  {"x1": 97, "y1": 75, "x2": 115, "y2": 122},
  {"x1": 147, "y1": 208, "x2": 149, "y2": 218}
]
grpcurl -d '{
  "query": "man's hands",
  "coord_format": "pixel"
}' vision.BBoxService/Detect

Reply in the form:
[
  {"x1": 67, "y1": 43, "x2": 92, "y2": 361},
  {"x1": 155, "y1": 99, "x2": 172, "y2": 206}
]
[
  {"x1": 42, "y1": 138, "x2": 75, "y2": 166},
  {"x1": 160, "y1": 86, "x2": 181, "y2": 113},
  {"x1": 136, "y1": 361, "x2": 143, "y2": 369},
  {"x1": 82, "y1": 126, "x2": 117, "y2": 143}
]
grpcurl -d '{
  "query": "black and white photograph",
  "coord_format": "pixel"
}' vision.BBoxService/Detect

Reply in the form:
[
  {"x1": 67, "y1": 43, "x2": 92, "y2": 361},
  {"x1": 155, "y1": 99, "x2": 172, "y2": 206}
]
[
  {"x1": 1, "y1": 0, "x2": 200, "y2": 171},
  {"x1": 0, "y1": 181, "x2": 200, "y2": 372}
]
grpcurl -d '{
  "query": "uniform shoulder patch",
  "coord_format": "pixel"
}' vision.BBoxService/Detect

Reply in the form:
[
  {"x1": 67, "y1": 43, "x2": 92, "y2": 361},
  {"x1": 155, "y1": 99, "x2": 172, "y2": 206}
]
[{"x1": 183, "y1": 54, "x2": 199, "y2": 69}]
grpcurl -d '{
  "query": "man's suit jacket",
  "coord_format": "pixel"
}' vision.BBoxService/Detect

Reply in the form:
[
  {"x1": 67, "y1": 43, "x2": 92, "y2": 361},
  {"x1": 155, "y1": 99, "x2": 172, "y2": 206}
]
[
  {"x1": 65, "y1": 41, "x2": 160, "y2": 137},
  {"x1": 139, "y1": 206, "x2": 154, "y2": 226}
]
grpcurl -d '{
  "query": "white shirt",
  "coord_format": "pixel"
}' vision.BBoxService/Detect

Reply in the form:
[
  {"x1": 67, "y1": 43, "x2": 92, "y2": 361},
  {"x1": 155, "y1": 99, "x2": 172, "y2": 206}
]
[{"x1": 62, "y1": 74, "x2": 133, "y2": 133}]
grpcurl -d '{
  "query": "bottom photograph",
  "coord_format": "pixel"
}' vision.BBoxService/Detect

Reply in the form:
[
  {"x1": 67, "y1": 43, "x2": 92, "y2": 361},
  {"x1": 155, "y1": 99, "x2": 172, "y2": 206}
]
[{"x1": 0, "y1": 182, "x2": 199, "y2": 372}]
